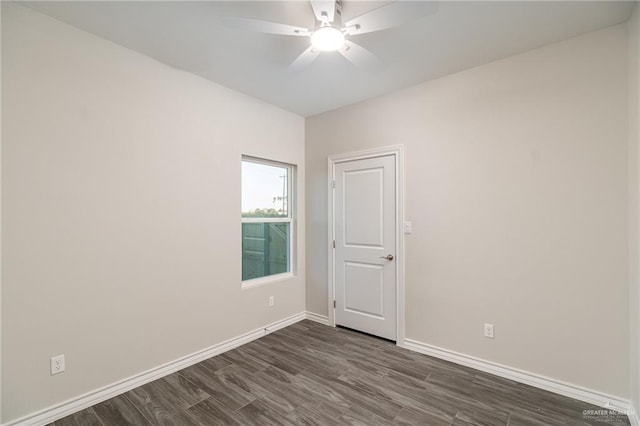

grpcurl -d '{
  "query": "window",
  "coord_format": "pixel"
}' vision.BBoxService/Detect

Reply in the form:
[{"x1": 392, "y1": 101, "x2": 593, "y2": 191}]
[{"x1": 241, "y1": 157, "x2": 294, "y2": 283}]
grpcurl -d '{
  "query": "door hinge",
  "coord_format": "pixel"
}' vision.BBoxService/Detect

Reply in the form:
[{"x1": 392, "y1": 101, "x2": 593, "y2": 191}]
[
  {"x1": 333, "y1": 240, "x2": 336, "y2": 248},
  {"x1": 333, "y1": 300, "x2": 336, "y2": 309},
  {"x1": 332, "y1": 180, "x2": 335, "y2": 189}
]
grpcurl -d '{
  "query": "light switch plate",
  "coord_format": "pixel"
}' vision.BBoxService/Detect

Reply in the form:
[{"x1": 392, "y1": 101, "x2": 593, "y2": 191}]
[
  {"x1": 404, "y1": 221, "x2": 412, "y2": 234},
  {"x1": 484, "y1": 323, "x2": 495, "y2": 339}
]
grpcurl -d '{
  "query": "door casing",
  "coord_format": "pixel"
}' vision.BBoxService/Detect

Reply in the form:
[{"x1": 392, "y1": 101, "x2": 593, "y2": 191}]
[{"x1": 328, "y1": 145, "x2": 405, "y2": 345}]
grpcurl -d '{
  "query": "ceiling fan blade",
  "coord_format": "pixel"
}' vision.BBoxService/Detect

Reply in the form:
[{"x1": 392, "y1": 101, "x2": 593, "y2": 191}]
[
  {"x1": 344, "y1": 1, "x2": 438, "y2": 36},
  {"x1": 288, "y1": 46, "x2": 320, "y2": 73},
  {"x1": 310, "y1": 0, "x2": 336, "y2": 23},
  {"x1": 222, "y1": 17, "x2": 310, "y2": 36},
  {"x1": 338, "y1": 41, "x2": 380, "y2": 69}
]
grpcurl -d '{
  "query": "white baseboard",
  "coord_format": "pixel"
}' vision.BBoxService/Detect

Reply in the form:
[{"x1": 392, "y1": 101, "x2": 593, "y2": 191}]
[
  {"x1": 5, "y1": 312, "x2": 306, "y2": 426},
  {"x1": 8, "y1": 316, "x2": 633, "y2": 425},
  {"x1": 402, "y1": 338, "x2": 632, "y2": 415},
  {"x1": 305, "y1": 311, "x2": 330, "y2": 325}
]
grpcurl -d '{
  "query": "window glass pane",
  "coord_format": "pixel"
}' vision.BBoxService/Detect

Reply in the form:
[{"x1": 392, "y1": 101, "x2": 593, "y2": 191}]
[
  {"x1": 242, "y1": 222, "x2": 290, "y2": 280},
  {"x1": 242, "y1": 160, "x2": 288, "y2": 218}
]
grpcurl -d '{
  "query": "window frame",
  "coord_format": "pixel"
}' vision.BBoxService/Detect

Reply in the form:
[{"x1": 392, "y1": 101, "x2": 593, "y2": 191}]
[{"x1": 241, "y1": 156, "x2": 295, "y2": 288}]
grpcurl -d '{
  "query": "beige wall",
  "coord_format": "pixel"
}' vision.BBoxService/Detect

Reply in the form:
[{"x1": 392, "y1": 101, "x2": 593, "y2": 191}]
[
  {"x1": 2, "y1": 1, "x2": 635, "y2": 421},
  {"x1": 1, "y1": 3, "x2": 305, "y2": 423},
  {"x1": 629, "y1": 3, "x2": 640, "y2": 419},
  {"x1": 307, "y1": 25, "x2": 629, "y2": 398}
]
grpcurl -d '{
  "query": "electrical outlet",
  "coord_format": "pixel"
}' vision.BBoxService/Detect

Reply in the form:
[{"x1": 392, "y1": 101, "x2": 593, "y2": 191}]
[
  {"x1": 268, "y1": 296, "x2": 274, "y2": 307},
  {"x1": 50, "y1": 354, "x2": 65, "y2": 375},
  {"x1": 484, "y1": 323, "x2": 494, "y2": 339}
]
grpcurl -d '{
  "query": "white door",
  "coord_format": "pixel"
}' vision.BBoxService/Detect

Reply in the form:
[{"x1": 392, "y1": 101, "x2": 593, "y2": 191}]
[{"x1": 334, "y1": 154, "x2": 396, "y2": 340}]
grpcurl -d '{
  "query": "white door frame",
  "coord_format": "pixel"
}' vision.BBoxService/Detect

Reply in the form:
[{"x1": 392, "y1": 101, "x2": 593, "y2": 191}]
[{"x1": 327, "y1": 145, "x2": 405, "y2": 345}]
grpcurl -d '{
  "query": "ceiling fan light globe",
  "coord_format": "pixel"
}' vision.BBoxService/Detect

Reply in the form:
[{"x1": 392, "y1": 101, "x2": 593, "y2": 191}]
[{"x1": 311, "y1": 27, "x2": 345, "y2": 52}]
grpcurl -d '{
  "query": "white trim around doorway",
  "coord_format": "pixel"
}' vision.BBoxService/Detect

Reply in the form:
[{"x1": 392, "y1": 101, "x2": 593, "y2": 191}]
[{"x1": 327, "y1": 145, "x2": 405, "y2": 344}]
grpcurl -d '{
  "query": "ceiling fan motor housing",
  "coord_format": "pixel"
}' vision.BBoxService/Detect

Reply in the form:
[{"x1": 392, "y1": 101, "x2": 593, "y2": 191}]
[{"x1": 334, "y1": 0, "x2": 343, "y2": 26}]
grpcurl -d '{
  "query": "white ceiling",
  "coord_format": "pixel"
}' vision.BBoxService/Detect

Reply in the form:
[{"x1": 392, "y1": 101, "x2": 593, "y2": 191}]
[{"x1": 25, "y1": 1, "x2": 635, "y2": 116}]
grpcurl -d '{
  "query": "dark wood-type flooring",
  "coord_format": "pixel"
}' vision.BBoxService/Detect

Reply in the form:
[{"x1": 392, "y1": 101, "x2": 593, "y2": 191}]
[{"x1": 51, "y1": 320, "x2": 630, "y2": 425}]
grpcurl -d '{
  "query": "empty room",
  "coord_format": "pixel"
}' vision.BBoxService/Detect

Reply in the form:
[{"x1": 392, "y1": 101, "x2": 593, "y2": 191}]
[{"x1": 1, "y1": 0, "x2": 640, "y2": 425}]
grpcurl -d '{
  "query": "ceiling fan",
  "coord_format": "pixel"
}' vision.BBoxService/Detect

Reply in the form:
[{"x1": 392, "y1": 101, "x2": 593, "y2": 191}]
[{"x1": 222, "y1": 0, "x2": 438, "y2": 72}]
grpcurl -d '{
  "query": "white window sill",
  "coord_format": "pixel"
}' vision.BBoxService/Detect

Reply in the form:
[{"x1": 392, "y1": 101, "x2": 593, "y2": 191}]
[{"x1": 242, "y1": 272, "x2": 294, "y2": 289}]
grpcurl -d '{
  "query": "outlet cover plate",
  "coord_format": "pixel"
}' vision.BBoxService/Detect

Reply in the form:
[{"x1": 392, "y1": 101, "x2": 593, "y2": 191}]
[
  {"x1": 51, "y1": 354, "x2": 65, "y2": 375},
  {"x1": 484, "y1": 323, "x2": 495, "y2": 339}
]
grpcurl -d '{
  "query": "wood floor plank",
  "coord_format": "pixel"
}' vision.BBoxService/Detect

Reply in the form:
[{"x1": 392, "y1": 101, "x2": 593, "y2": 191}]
[
  {"x1": 298, "y1": 369, "x2": 403, "y2": 421},
  {"x1": 338, "y1": 367, "x2": 459, "y2": 421},
  {"x1": 178, "y1": 363, "x2": 255, "y2": 410},
  {"x1": 220, "y1": 346, "x2": 271, "y2": 374},
  {"x1": 453, "y1": 408, "x2": 510, "y2": 426},
  {"x1": 260, "y1": 364, "x2": 299, "y2": 385},
  {"x1": 53, "y1": 407, "x2": 103, "y2": 426},
  {"x1": 336, "y1": 342, "x2": 432, "y2": 380},
  {"x1": 393, "y1": 405, "x2": 454, "y2": 426},
  {"x1": 126, "y1": 381, "x2": 166, "y2": 406},
  {"x1": 152, "y1": 372, "x2": 210, "y2": 409},
  {"x1": 165, "y1": 409, "x2": 203, "y2": 426},
  {"x1": 288, "y1": 370, "x2": 352, "y2": 411},
  {"x1": 337, "y1": 404, "x2": 394, "y2": 426},
  {"x1": 92, "y1": 394, "x2": 152, "y2": 425},
  {"x1": 253, "y1": 367, "x2": 317, "y2": 407},
  {"x1": 217, "y1": 363, "x2": 313, "y2": 416},
  {"x1": 185, "y1": 397, "x2": 243, "y2": 425},
  {"x1": 50, "y1": 320, "x2": 631, "y2": 426},
  {"x1": 507, "y1": 411, "x2": 567, "y2": 426},
  {"x1": 134, "y1": 396, "x2": 184, "y2": 426},
  {"x1": 235, "y1": 398, "x2": 295, "y2": 425},
  {"x1": 200, "y1": 354, "x2": 233, "y2": 373},
  {"x1": 286, "y1": 402, "x2": 345, "y2": 425},
  {"x1": 238, "y1": 340, "x2": 307, "y2": 375}
]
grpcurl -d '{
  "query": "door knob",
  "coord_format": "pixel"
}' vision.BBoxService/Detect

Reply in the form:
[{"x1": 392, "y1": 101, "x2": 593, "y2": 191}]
[{"x1": 380, "y1": 254, "x2": 394, "y2": 261}]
